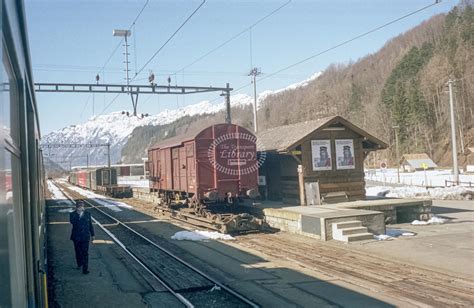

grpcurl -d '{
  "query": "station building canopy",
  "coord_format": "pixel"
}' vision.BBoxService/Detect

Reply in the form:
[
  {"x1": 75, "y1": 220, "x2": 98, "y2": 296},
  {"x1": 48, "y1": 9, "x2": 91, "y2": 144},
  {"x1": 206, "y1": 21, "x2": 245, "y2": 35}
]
[{"x1": 257, "y1": 115, "x2": 388, "y2": 153}]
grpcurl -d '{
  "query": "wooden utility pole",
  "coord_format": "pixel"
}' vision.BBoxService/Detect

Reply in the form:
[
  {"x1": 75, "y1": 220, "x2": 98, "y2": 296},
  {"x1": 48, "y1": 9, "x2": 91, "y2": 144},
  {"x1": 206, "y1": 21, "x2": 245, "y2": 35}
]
[
  {"x1": 393, "y1": 125, "x2": 400, "y2": 183},
  {"x1": 297, "y1": 165, "x2": 305, "y2": 206}
]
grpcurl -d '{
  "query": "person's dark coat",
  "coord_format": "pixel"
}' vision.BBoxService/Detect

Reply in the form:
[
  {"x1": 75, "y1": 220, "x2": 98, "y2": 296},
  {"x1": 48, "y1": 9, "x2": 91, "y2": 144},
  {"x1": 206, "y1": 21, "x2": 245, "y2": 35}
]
[{"x1": 70, "y1": 211, "x2": 94, "y2": 242}]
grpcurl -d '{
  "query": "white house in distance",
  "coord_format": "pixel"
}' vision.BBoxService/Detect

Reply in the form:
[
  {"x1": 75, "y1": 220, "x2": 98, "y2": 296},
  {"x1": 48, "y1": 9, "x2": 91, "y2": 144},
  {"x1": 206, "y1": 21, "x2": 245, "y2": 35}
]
[{"x1": 400, "y1": 153, "x2": 437, "y2": 172}]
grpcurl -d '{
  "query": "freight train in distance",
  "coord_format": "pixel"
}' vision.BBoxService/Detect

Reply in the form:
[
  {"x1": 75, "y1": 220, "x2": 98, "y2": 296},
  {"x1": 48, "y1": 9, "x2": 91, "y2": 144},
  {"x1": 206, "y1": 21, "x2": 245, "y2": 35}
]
[
  {"x1": 69, "y1": 167, "x2": 132, "y2": 198},
  {"x1": 148, "y1": 123, "x2": 267, "y2": 233}
]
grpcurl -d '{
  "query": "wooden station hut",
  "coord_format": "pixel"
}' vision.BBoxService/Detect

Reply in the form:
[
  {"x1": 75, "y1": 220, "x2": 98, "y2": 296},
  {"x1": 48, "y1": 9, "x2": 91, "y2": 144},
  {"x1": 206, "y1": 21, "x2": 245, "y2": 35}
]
[{"x1": 257, "y1": 115, "x2": 388, "y2": 204}]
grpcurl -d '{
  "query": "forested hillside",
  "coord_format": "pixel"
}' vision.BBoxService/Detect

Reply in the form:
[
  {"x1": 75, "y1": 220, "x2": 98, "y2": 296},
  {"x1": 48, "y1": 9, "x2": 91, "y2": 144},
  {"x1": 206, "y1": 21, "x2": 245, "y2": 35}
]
[
  {"x1": 123, "y1": 3, "x2": 473, "y2": 166},
  {"x1": 259, "y1": 3, "x2": 473, "y2": 166}
]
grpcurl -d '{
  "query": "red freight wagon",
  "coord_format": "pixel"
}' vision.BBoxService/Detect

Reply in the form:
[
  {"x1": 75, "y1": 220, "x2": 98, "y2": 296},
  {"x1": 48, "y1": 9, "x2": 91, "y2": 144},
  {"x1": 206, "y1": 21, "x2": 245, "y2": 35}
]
[
  {"x1": 76, "y1": 170, "x2": 89, "y2": 188},
  {"x1": 148, "y1": 123, "x2": 259, "y2": 203}
]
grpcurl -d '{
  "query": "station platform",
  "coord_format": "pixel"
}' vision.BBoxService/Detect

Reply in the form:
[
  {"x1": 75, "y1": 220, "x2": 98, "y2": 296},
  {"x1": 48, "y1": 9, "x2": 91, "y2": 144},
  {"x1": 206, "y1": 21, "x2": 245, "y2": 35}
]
[
  {"x1": 243, "y1": 198, "x2": 432, "y2": 241},
  {"x1": 46, "y1": 198, "x2": 170, "y2": 307}
]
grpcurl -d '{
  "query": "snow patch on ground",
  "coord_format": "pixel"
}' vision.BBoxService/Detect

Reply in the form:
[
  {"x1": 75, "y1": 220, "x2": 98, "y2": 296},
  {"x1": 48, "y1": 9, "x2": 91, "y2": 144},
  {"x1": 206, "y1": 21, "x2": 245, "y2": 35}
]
[
  {"x1": 47, "y1": 180, "x2": 74, "y2": 205},
  {"x1": 365, "y1": 168, "x2": 474, "y2": 187},
  {"x1": 67, "y1": 184, "x2": 133, "y2": 212},
  {"x1": 374, "y1": 229, "x2": 416, "y2": 241},
  {"x1": 366, "y1": 185, "x2": 473, "y2": 200},
  {"x1": 171, "y1": 230, "x2": 235, "y2": 241},
  {"x1": 118, "y1": 178, "x2": 149, "y2": 188},
  {"x1": 412, "y1": 216, "x2": 448, "y2": 225}
]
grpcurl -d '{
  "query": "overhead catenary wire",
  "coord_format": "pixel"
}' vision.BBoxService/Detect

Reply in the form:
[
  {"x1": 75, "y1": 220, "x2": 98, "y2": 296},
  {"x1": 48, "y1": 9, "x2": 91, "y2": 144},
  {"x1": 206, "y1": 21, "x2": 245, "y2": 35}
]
[
  {"x1": 259, "y1": 0, "x2": 441, "y2": 82},
  {"x1": 101, "y1": 0, "x2": 293, "y2": 113},
  {"x1": 212, "y1": 0, "x2": 442, "y2": 103},
  {"x1": 82, "y1": 0, "x2": 150, "y2": 116},
  {"x1": 173, "y1": 0, "x2": 292, "y2": 75},
  {"x1": 101, "y1": 0, "x2": 206, "y2": 114},
  {"x1": 96, "y1": 0, "x2": 150, "y2": 78},
  {"x1": 132, "y1": 0, "x2": 207, "y2": 82}
]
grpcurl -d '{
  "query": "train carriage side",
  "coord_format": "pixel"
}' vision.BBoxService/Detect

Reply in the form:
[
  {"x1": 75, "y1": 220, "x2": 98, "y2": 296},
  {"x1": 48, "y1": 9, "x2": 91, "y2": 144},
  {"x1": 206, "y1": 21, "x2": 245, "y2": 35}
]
[
  {"x1": 148, "y1": 124, "x2": 259, "y2": 203},
  {"x1": 90, "y1": 169, "x2": 97, "y2": 191},
  {"x1": 194, "y1": 124, "x2": 259, "y2": 201},
  {"x1": 171, "y1": 140, "x2": 197, "y2": 195},
  {"x1": 96, "y1": 167, "x2": 117, "y2": 186},
  {"x1": 77, "y1": 170, "x2": 89, "y2": 189},
  {"x1": 1, "y1": 0, "x2": 48, "y2": 306},
  {"x1": 148, "y1": 147, "x2": 160, "y2": 191}
]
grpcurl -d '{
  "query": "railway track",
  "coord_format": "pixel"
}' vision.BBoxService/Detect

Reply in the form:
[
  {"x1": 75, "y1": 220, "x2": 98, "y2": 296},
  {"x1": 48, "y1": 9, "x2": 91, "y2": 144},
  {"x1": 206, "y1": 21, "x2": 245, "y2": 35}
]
[
  {"x1": 237, "y1": 232, "x2": 474, "y2": 307},
  {"x1": 53, "y1": 181, "x2": 259, "y2": 308},
  {"x1": 53, "y1": 181, "x2": 474, "y2": 306},
  {"x1": 104, "y1": 192, "x2": 268, "y2": 234}
]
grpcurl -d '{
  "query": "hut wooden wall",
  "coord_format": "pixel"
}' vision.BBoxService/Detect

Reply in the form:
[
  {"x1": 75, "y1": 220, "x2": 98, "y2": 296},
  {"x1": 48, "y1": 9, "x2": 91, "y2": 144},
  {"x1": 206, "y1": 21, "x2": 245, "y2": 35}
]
[
  {"x1": 300, "y1": 129, "x2": 366, "y2": 200},
  {"x1": 260, "y1": 128, "x2": 367, "y2": 204},
  {"x1": 260, "y1": 152, "x2": 285, "y2": 200}
]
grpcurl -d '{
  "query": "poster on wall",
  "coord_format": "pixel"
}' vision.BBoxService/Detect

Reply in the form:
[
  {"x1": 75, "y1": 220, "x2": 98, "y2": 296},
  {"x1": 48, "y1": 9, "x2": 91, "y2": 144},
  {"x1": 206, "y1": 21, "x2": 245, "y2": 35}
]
[
  {"x1": 335, "y1": 139, "x2": 355, "y2": 169},
  {"x1": 311, "y1": 140, "x2": 332, "y2": 171}
]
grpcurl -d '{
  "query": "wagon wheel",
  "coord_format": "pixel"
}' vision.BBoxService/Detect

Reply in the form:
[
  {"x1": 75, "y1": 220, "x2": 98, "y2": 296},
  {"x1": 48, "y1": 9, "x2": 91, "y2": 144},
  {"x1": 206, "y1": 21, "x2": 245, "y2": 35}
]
[
  {"x1": 195, "y1": 204, "x2": 205, "y2": 217},
  {"x1": 214, "y1": 214, "x2": 223, "y2": 223},
  {"x1": 188, "y1": 198, "x2": 199, "y2": 209}
]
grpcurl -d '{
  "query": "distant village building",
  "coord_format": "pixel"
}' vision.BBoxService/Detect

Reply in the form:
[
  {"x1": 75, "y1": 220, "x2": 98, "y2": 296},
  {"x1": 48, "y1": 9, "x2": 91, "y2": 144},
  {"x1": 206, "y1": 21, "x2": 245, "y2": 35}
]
[
  {"x1": 400, "y1": 153, "x2": 437, "y2": 172},
  {"x1": 466, "y1": 147, "x2": 474, "y2": 173},
  {"x1": 257, "y1": 116, "x2": 387, "y2": 204}
]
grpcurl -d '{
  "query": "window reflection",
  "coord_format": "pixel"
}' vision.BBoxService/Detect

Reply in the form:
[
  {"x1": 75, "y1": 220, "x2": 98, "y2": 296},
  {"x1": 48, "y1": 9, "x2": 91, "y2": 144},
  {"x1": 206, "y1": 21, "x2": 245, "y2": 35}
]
[{"x1": 1, "y1": 52, "x2": 11, "y2": 139}]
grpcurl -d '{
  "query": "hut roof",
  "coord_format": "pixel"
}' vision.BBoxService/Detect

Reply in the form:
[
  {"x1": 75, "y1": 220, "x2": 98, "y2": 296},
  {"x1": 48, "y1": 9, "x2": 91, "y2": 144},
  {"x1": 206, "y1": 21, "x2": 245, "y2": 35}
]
[
  {"x1": 401, "y1": 153, "x2": 437, "y2": 169},
  {"x1": 257, "y1": 115, "x2": 388, "y2": 152},
  {"x1": 149, "y1": 131, "x2": 196, "y2": 150}
]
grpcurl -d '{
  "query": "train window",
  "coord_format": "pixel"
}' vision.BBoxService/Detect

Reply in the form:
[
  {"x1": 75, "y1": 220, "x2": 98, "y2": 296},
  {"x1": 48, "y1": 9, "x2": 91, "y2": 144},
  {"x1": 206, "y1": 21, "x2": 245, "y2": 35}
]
[
  {"x1": 0, "y1": 151, "x2": 27, "y2": 307},
  {"x1": 1, "y1": 40, "x2": 27, "y2": 307},
  {"x1": 2, "y1": 48, "x2": 20, "y2": 145}
]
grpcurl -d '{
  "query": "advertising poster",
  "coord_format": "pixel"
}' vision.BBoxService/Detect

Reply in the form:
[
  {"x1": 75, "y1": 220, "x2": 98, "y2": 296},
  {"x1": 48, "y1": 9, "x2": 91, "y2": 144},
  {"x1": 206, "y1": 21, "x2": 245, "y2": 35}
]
[
  {"x1": 311, "y1": 140, "x2": 332, "y2": 171},
  {"x1": 335, "y1": 139, "x2": 355, "y2": 169}
]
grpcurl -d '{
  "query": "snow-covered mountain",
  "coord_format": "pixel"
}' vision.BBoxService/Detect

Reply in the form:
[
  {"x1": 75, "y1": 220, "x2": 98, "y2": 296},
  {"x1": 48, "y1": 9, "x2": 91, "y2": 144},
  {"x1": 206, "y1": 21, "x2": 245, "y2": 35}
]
[
  {"x1": 41, "y1": 94, "x2": 253, "y2": 167},
  {"x1": 42, "y1": 73, "x2": 321, "y2": 168},
  {"x1": 257, "y1": 72, "x2": 322, "y2": 107}
]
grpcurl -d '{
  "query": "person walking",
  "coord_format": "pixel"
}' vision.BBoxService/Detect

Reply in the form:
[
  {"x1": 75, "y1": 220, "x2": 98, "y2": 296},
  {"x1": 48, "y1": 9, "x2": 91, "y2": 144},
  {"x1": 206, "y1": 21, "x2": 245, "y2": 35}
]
[{"x1": 70, "y1": 200, "x2": 95, "y2": 274}]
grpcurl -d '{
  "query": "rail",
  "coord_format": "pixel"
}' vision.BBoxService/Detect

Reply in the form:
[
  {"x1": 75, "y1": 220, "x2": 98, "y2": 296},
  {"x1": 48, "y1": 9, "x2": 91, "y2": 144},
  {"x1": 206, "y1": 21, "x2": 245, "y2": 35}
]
[
  {"x1": 51, "y1": 181, "x2": 193, "y2": 307},
  {"x1": 53, "y1": 180, "x2": 259, "y2": 308}
]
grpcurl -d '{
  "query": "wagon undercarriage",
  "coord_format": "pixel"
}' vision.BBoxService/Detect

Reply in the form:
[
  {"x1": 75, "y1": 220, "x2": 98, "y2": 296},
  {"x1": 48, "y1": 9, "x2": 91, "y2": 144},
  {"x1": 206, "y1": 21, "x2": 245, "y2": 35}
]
[{"x1": 154, "y1": 200, "x2": 268, "y2": 234}]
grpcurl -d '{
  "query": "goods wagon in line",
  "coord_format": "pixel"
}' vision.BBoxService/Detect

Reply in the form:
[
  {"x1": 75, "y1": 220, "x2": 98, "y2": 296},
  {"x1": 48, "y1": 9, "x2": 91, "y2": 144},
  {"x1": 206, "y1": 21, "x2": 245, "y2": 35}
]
[
  {"x1": 148, "y1": 123, "x2": 260, "y2": 205},
  {"x1": 69, "y1": 167, "x2": 131, "y2": 198},
  {"x1": 147, "y1": 123, "x2": 265, "y2": 233}
]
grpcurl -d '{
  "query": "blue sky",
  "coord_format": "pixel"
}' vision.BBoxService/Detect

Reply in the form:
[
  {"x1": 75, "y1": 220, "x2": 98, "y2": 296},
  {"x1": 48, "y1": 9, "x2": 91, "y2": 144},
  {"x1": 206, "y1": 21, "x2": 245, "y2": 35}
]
[{"x1": 25, "y1": 0, "x2": 457, "y2": 135}]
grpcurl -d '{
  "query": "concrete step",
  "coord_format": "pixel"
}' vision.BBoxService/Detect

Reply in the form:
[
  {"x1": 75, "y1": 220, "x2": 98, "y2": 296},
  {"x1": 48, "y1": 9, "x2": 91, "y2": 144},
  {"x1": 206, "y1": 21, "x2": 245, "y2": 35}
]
[
  {"x1": 334, "y1": 221, "x2": 362, "y2": 229},
  {"x1": 341, "y1": 226, "x2": 368, "y2": 235},
  {"x1": 346, "y1": 233, "x2": 374, "y2": 242}
]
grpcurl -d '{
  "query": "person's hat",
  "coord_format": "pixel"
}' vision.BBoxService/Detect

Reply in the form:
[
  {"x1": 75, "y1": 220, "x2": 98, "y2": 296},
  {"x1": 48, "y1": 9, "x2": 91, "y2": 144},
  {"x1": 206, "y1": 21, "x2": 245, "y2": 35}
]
[
  {"x1": 343, "y1": 146, "x2": 350, "y2": 150},
  {"x1": 320, "y1": 146, "x2": 327, "y2": 150}
]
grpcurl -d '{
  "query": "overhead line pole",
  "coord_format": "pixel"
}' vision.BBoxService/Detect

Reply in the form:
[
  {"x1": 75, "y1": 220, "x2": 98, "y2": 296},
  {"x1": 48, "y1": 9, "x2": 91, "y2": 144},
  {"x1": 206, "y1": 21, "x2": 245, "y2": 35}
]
[
  {"x1": 248, "y1": 67, "x2": 261, "y2": 133},
  {"x1": 35, "y1": 82, "x2": 234, "y2": 123},
  {"x1": 221, "y1": 83, "x2": 232, "y2": 124},
  {"x1": 41, "y1": 143, "x2": 111, "y2": 169},
  {"x1": 448, "y1": 79, "x2": 459, "y2": 184}
]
